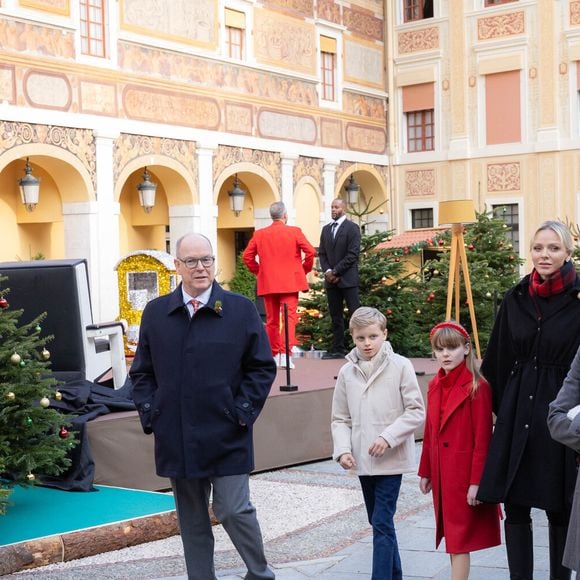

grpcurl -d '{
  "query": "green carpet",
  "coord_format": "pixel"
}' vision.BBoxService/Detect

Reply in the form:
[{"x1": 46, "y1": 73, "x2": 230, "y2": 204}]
[{"x1": 0, "y1": 484, "x2": 176, "y2": 547}]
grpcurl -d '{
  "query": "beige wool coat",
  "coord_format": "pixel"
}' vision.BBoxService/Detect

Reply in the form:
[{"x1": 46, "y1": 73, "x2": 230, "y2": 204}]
[{"x1": 331, "y1": 341, "x2": 425, "y2": 476}]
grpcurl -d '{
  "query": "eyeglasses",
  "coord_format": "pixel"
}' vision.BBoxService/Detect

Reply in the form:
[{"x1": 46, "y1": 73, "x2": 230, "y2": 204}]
[{"x1": 176, "y1": 256, "x2": 215, "y2": 269}]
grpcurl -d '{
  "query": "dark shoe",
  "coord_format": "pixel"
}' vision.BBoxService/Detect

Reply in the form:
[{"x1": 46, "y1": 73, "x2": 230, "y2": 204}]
[
  {"x1": 321, "y1": 351, "x2": 345, "y2": 360},
  {"x1": 505, "y1": 522, "x2": 533, "y2": 580},
  {"x1": 549, "y1": 523, "x2": 572, "y2": 580}
]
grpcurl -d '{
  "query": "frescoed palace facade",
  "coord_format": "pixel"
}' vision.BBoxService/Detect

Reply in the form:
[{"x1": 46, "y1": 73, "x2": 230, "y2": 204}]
[{"x1": 0, "y1": 0, "x2": 579, "y2": 320}]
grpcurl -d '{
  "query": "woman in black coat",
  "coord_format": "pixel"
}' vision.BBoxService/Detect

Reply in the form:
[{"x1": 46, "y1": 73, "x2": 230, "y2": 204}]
[{"x1": 477, "y1": 221, "x2": 580, "y2": 580}]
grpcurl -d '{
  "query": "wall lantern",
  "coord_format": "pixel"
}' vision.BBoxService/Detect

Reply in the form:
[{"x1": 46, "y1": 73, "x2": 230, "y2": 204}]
[
  {"x1": 19, "y1": 157, "x2": 40, "y2": 212},
  {"x1": 137, "y1": 167, "x2": 157, "y2": 214},
  {"x1": 344, "y1": 173, "x2": 360, "y2": 205},
  {"x1": 228, "y1": 174, "x2": 246, "y2": 216}
]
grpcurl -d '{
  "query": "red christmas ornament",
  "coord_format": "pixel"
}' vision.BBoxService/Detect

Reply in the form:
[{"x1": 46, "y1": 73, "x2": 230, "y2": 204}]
[
  {"x1": 386, "y1": 309, "x2": 393, "y2": 316},
  {"x1": 464, "y1": 300, "x2": 469, "y2": 306},
  {"x1": 468, "y1": 244, "x2": 474, "y2": 250},
  {"x1": 394, "y1": 257, "x2": 400, "y2": 263},
  {"x1": 0, "y1": 297, "x2": 8, "y2": 309},
  {"x1": 427, "y1": 238, "x2": 433, "y2": 246},
  {"x1": 508, "y1": 255, "x2": 514, "y2": 261},
  {"x1": 403, "y1": 247, "x2": 409, "y2": 255},
  {"x1": 438, "y1": 239, "x2": 445, "y2": 246},
  {"x1": 429, "y1": 292, "x2": 435, "y2": 300},
  {"x1": 59, "y1": 426, "x2": 69, "y2": 439}
]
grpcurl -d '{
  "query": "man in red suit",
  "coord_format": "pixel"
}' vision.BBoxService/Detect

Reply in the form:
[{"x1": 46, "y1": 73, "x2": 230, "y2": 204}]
[{"x1": 243, "y1": 201, "x2": 316, "y2": 368}]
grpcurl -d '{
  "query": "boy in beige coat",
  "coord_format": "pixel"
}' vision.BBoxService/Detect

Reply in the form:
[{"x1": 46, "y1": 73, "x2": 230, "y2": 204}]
[{"x1": 331, "y1": 307, "x2": 425, "y2": 580}]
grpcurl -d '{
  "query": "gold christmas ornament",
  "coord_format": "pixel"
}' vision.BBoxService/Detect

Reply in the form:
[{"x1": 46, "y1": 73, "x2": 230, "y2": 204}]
[
  {"x1": 40, "y1": 396, "x2": 50, "y2": 408},
  {"x1": 26, "y1": 473, "x2": 35, "y2": 481},
  {"x1": 41, "y1": 348, "x2": 50, "y2": 360},
  {"x1": 10, "y1": 352, "x2": 21, "y2": 365},
  {"x1": 6, "y1": 391, "x2": 15, "y2": 401},
  {"x1": 55, "y1": 391, "x2": 63, "y2": 401}
]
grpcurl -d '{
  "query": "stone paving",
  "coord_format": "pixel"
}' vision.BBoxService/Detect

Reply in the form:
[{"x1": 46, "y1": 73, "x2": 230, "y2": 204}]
[{"x1": 6, "y1": 447, "x2": 567, "y2": 579}]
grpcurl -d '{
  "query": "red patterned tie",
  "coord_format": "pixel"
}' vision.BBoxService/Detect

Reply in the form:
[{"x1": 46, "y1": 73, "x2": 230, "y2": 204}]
[{"x1": 190, "y1": 299, "x2": 201, "y2": 314}]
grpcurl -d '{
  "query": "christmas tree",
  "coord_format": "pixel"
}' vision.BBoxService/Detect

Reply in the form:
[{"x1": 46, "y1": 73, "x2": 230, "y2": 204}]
[
  {"x1": 0, "y1": 275, "x2": 76, "y2": 515},
  {"x1": 297, "y1": 210, "x2": 522, "y2": 358}
]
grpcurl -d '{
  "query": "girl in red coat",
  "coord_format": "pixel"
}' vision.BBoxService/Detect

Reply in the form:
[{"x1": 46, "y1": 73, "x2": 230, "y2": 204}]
[{"x1": 418, "y1": 322, "x2": 500, "y2": 580}]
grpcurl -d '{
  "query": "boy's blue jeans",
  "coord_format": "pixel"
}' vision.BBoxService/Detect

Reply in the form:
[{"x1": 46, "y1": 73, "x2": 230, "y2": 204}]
[{"x1": 359, "y1": 474, "x2": 403, "y2": 580}]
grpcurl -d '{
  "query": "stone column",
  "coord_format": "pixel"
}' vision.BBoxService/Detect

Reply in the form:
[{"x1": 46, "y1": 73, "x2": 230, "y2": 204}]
[
  {"x1": 280, "y1": 153, "x2": 298, "y2": 224},
  {"x1": 195, "y1": 145, "x2": 218, "y2": 251},
  {"x1": 322, "y1": 160, "x2": 338, "y2": 227},
  {"x1": 92, "y1": 130, "x2": 121, "y2": 321}
]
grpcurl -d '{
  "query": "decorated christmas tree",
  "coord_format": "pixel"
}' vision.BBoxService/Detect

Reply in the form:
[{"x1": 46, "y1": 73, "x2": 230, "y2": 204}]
[
  {"x1": 0, "y1": 275, "x2": 76, "y2": 515},
  {"x1": 297, "y1": 210, "x2": 523, "y2": 358}
]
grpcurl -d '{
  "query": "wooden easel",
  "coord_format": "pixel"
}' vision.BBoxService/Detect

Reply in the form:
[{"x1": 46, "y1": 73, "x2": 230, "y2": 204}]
[{"x1": 445, "y1": 223, "x2": 481, "y2": 359}]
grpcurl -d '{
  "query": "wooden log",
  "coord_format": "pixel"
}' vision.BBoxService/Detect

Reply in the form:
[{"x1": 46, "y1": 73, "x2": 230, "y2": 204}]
[
  {"x1": 62, "y1": 511, "x2": 179, "y2": 561},
  {"x1": 0, "y1": 505, "x2": 221, "y2": 575},
  {"x1": 0, "y1": 537, "x2": 63, "y2": 575}
]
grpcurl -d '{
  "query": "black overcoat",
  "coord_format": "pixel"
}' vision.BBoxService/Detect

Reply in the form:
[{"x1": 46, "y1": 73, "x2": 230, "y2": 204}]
[
  {"x1": 477, "y1": 273, "x2": 580, "y2": 512},
  {"x1": 129, "y1": 282, "x2": 276, "y2": 479},
  {"x1": 318, "y1": 218, "x2": 360, "y2": 288}
]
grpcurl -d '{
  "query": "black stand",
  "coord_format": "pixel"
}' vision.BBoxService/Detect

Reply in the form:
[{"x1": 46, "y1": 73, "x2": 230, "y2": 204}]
[{"x1": 279, "y1": 303, "x2": 298, "y2": 392}]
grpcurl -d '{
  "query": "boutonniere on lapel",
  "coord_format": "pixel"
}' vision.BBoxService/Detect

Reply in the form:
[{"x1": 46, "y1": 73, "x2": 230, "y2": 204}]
[{"x1": 214, "y1": 300, "x2": 223, "y2": 314}]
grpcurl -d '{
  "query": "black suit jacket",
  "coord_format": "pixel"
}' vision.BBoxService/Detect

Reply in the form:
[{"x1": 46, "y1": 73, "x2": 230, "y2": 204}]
[{"x1": 318, "y1": 218, "x2": 360, "y2": 289}]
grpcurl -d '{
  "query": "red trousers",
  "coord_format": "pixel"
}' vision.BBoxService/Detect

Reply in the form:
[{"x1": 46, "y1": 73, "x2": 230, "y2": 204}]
[{"x1": 262, "y1": 293, "x2": 298, "y2": 356}]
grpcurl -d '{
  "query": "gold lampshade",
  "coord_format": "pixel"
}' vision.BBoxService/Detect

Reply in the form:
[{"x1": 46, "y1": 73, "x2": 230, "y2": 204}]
[{"x1": 438, "y1": 200, "x2": 476, "y2": 225}]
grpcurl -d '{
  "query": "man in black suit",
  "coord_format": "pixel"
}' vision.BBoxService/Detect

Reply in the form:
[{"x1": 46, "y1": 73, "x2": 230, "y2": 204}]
[{"x1": 318, "y1": 198, "x2": 361, "y2": 359}]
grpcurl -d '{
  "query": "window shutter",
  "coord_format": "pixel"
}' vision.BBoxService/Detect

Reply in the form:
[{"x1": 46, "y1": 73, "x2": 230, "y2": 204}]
[
  {"x1": 320, "y1": 36, "x2": 337, "y2": 54},
  {"x1": 225, "y1": 8, "x2": 245, "y2": 28},
  {"x1": 402, "y1": 83, "x2": 434, "y2": 112}
]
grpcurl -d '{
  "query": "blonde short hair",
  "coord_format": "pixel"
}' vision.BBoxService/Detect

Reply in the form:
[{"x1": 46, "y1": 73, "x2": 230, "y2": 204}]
[
  {"x1": 349, "y1": 306, "x2": 387, "y2": 332},
  {"x1": 531, "y1": 221, "x2": 574, "y2": 256}
]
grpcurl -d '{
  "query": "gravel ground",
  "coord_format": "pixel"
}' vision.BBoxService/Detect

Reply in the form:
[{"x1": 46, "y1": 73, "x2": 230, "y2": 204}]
[{"x1": 8, "y1": 445, "x2": 430, "y2": 579}]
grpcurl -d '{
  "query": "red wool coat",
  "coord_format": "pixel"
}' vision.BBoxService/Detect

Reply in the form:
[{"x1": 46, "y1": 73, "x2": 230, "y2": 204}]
[{"x1": 418, "y1": 363, "x2": 501, "y2": 554}]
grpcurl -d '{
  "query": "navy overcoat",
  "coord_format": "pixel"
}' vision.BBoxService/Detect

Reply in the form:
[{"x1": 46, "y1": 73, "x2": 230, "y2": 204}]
[
  {"x1": 130, "y1": 282, "x2": 276, "y2": 479},
  {"x1": 477, "y1": 273, "x2": 580, "y2": 512}
]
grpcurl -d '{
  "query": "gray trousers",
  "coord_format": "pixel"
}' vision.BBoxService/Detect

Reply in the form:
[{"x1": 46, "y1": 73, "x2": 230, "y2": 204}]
[{"x1": 171, "y1": 474, "x2": 275, "y2": 580}]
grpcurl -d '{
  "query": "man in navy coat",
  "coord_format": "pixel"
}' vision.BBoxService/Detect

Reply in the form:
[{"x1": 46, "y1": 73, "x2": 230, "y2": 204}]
[
  {"x1": 318, "y1": 198, "x2": 361, "y2": 358},
  {"x1": 130, "y1": 233, "x2": 276, "y2": 580}
]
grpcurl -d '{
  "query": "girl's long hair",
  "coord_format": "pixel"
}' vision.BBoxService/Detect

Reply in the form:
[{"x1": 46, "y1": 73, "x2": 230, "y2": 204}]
[{"x1": 430, "y1": 325, "x2": 481, "y2": 397}]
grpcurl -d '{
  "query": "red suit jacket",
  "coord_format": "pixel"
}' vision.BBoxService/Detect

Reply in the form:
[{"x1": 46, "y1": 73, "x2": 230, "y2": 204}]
[
  {"x1": 418, "y1": 362, "x2": 500, "y2": 554},
  {"x1": 243, "y1": 221, "x2": 315, "y2": 296}
]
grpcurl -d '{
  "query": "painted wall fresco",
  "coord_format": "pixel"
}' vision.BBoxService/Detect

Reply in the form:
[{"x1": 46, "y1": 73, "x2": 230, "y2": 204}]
[
  {"x1": 0, "y1": 122, "x2": 96, "y2": 188},
  {"x1": 344, "y1": 39, "x2": 384, "y2": 89},
  {"x1": 487, "y1": 162, "x2": 521, "y2": 192},
  {"x1": 294, "y1": 156, "x2": 323, "y2": 187},
  {"x1": 478, "y1": 11, "x2": 525, "y2": 41},
  {"x1": 121, "y1": 0, "x2": 216, "y2": 48},
  {"x1": 122, "y1": 85, "x2": 220, "y2": 130},
  {"x1": 0, "y1": 65, "x2": 16, "y2": 104},
  {"x1": 80, "y1": 81, "x2": 118, "y2": 116},
  {"x1": 405, "y1": 169, "x2": 435, "y2": 197},
  {"x1": 214, "y1": 146, "x2": 281, "y2": 192},
  {"x1": 345, "y1": 123, "x2": 386, "y2": 154},
  {"x1": 254, "y1": 9, "x2": 316, "y2": 74},
  {"x1": 344, "y1": 91, "x2": 386, "y2": 120},
  {"x1": 19, "y1": 0, "x2": 69, "y2": 15},
  {"x1": 262, "y1": 0, "x2": 313, "y2": 18},
  {"x1": 571, "y1": 1, "x2": 580, "y2": 25},
  {"x1": 114, "y1": 134, "x2": 197, "y2": 187},
  {"x1": 398, "y1": 27, "x2": 439, "y2": 54},
  {"x1": 343, "y1": 5, "x2": 383, "y2": 41},
  {"x1": 257, "y1": 109, "x2": 317, "y2": 144},
  {"x1": 317, "y1": 0, "x2": 341, "y2": 24},
  {"x1": 118, "y1": 42, "x2": 317, "y2": 106},
  {"x1": 321, "y1": 118, "x2": 343, "y2": 149},
  {"x1": 24, "y1": 70, "x2": 71, "y2": 110},
  {"x1": 0, "y1": 18, "x2": 74, "y2": 59}
]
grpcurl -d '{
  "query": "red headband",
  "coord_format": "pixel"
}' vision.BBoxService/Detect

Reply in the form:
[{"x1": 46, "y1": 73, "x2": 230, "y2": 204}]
[{"x1": 430, "y1": 322, "x2": 470, "y2": 341}]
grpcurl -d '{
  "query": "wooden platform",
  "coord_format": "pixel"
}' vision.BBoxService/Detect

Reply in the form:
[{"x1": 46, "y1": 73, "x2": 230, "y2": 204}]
[{"x1": 87, "y1": 356, "x2": 436, "y2": 491}]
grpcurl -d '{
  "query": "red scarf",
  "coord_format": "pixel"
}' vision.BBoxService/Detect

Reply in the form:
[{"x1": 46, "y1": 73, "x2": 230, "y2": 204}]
[{"x1": 529, "y1": 259, "x2": 576, "y2": 298}]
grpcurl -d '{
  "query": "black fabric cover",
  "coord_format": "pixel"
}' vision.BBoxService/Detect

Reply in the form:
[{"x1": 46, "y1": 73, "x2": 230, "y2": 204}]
[{"x1": 40, "y1": 379, "x2": 136, "y2": 491}]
